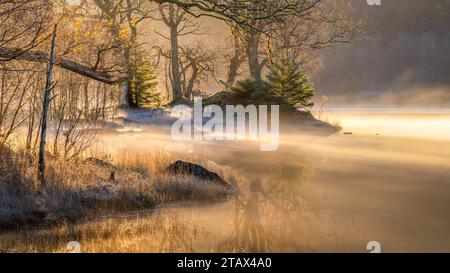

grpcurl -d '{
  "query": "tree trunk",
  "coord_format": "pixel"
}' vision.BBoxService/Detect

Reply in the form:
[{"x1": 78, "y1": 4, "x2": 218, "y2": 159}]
[
  {"x1": 186, "y1": 65, "x2": 198, "y2": 100},
  {"x1": 170, "y1": 27, "x2": 183, "y2": 100},
  {"x1": 38, "y1": 24, "x2": 58, "y2": 187},
  {"x1": 223, "y1": 29, "x2": 243, "y2": 90},
  {"x1": 119, "y1": 82, "x2": 130, "y2": 108},
  {"x1": 226, "y1": 55, "x2": 241, "y2": 89},
  {"x1": 124, "y1": 2, "x2": 139, "y2": 108},
  {"x1": 123, "y1": 46, "x2": 138, "y2": 108},
  {"x1": 169, "y1": 5, "x2": 183, "y2": 100},
  {"x1": 246, "y1": 30, "x2": 263, "y2": 82},
  {"x1": 126, "y1": 79, "x2": 138, "y2": 108}
]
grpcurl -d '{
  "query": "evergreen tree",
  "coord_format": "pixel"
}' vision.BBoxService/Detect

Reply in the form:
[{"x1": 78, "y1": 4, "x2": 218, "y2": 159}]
[
  {"x1": 230, "y1": 78, "x2": 271, "y2": 106},
  {"x1": 267, "y1": 59, "x2": 315, "y2": 109},
  {"x1": 230, "y1": 79, "x2": 285, "y2": 106},
  {"x1": 133, "y1": 60, "x2": 162, "y2": 108},
  {"x1": 226, "y1": 78, "x2": 296, "y2": 112}
]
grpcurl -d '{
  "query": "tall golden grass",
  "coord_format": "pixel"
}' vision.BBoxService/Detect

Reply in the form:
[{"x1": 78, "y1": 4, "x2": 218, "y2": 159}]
[{"x1": 0, "y1": 144, "x2": 234, "y2": 229}]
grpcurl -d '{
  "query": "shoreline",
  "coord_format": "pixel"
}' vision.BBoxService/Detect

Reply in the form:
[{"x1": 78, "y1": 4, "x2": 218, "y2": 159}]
[{"x1": 0, "y1": 108, "x2": 338, "y2": 232}]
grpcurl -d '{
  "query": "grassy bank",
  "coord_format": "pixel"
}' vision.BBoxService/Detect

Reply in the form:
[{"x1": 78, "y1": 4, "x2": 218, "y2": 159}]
[
  {"x1": 0, "y1": 211, "x2": 206, "y2": 253},
  {"x1": 0, "y1": 145, "x2": 235, "y2": 229}
]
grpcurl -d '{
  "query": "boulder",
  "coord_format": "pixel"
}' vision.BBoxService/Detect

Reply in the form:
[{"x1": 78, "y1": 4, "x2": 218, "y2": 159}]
[{"x1": 167, "y1": 160, "x2": 233, "y2": 189}]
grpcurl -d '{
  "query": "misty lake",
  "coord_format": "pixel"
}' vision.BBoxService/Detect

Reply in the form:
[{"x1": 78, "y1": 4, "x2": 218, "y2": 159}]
[{"x1": 3, "y1": 109, "x2": 450, "y2": 253}]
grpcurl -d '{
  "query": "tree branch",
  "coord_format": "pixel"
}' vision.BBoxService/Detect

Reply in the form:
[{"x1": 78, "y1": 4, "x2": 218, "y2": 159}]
[{"x1": 0, "y1": 47, "x2": 127, "y2": 85}]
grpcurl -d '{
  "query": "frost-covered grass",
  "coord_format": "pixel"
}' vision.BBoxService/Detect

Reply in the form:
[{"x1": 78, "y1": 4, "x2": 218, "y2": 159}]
[
  {"x1": 0, "y1": 145, "x2": 234, "y2": 229},
  {"x1": 0, "y1": 212, "x2": 205, "y2": 253}
]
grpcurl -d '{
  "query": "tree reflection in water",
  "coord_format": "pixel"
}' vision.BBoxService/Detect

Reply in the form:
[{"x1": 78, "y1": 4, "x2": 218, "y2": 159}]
[{"x1": 218, "y1": 153, "x2": 316, "y2": 252}]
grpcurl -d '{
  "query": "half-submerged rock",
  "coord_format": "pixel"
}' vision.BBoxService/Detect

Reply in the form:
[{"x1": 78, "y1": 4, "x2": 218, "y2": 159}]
[{"x1": 167, "y1": 160, "x2": 233, "y2": 189}]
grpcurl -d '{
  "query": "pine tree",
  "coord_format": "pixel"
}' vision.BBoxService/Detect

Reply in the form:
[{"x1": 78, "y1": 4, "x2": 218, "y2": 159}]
[
  {"x1": 133, "y1": 60, "x2": 162, "y2": 108},
  {"x1": 230, "y1": 78, "x2": 286, "y2": 106},
  {"x1": 267, "y1": 59, "x2": 315, "y2": 109}
]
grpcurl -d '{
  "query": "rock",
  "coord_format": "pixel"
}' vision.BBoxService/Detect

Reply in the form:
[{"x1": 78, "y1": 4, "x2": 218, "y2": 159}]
[
  {"x1": 343, "y1": 132, "x2": 353, "y2": 135},
  {"x1": 167, "y1": 160, "x2": 233, "y2": 189}
]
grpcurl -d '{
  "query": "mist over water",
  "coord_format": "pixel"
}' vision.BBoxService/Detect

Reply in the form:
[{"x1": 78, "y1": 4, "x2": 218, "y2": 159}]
[
  {"x1": 325, "y1": 108, "x2": 450, "y2": 140},
  {"x1": 87, "y1": 108, "x2": 450, "y2": 252},
  {"x1": 3, "y1": 108, "x2": 449, "y2": 252}
]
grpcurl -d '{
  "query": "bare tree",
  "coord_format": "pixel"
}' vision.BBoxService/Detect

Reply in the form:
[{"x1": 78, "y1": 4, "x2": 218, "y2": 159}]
[
  {"x1": 157, "y1": 3, "x2": 207, "y2": 101},
  {"x1": 237, "y1": 0, "x2": 322, "y2": 82},
  {"x1": 50, "y1": 70, "x2": 114, "y2": 159},
  {"x1": 153, "y1": 0, "x2": 323, "y2": 28},
  {"x1": 150, "y1": 0, "x2": 326, "y2": 82},
  {"x1": 0, "y1": 1, "x2": 119, "y2": 84},
  {"x1": 38, "y1": 25, "x2": 58, "y2": 187},
  {"x1": 0, "y1": 63, "x2": 41, "y2": 146},
  {"x1": 0, "y1": 0, "x2": 52, "y2": 61},
  {"x1": 178, "y1": 45, "x2": 216, "y2": 100},
  {"x1": 91, "y1": 0, "x2": 155, "y2": 107},
  {"x1": 213, "y1": 0, "x2": 358, "y2": 83},
  {"x1": 0, "y1": 1, "x2": 128, "y2": 91},
  {"x1": 269, "y1": 0, "x2": 359, "y2": 68},
  {"x1": 25, "y1": 69, "x2": 45, "y2": 152},
  {"x1": 220, "y1": 24, "x2": 247, "y2": 90}
]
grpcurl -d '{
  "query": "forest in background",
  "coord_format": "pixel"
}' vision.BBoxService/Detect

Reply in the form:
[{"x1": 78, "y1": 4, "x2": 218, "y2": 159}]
[{"x1": 314, "y1": 0, "x2": 450, "y2": 107}]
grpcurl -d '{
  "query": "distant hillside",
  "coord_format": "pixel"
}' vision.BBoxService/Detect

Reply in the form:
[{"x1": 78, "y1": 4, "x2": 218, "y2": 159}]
[{"x1": 313, "y1": 0, "x2": 450, "y2": 107}]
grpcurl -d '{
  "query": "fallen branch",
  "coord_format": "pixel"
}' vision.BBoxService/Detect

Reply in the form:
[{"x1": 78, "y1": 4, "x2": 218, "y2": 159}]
[{"x1": 0, "y1": 47, "x2": 127, "y2": 85}]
